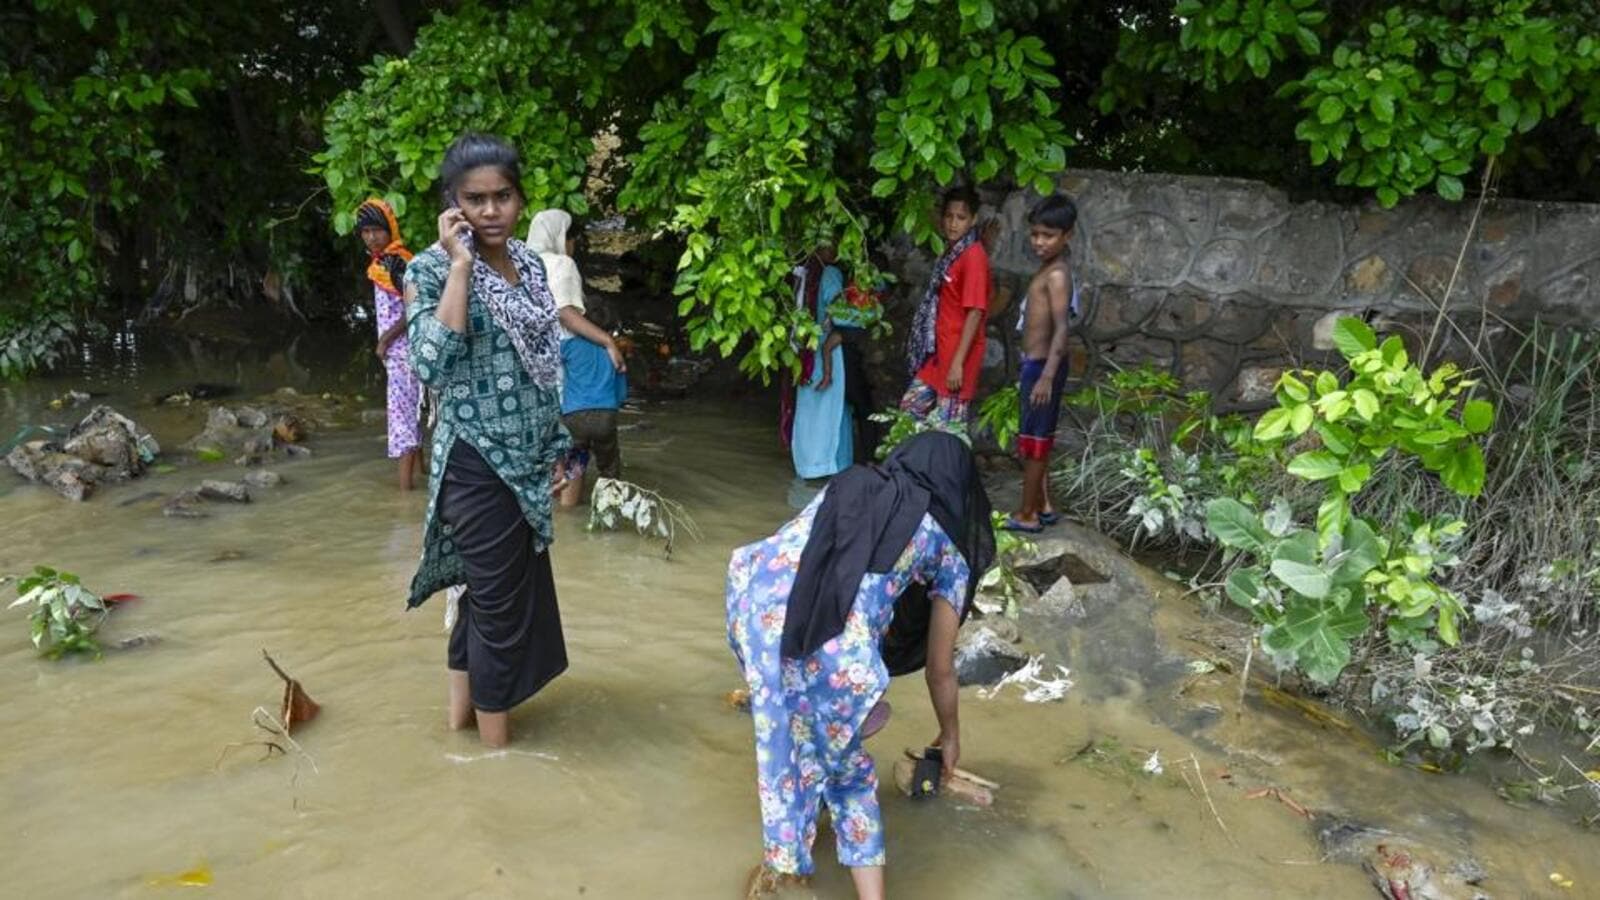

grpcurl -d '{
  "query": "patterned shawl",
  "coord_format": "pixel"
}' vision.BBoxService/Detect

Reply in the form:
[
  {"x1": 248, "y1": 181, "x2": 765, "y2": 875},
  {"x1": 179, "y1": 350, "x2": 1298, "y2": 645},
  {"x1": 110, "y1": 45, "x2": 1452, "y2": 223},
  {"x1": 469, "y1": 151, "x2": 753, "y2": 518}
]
[
  {"x1": 905, "y1": 226, "x2": 981, "y2": 375},
  {"x1": 472, "y1": 236, "x2": 562, "y2": 389}
]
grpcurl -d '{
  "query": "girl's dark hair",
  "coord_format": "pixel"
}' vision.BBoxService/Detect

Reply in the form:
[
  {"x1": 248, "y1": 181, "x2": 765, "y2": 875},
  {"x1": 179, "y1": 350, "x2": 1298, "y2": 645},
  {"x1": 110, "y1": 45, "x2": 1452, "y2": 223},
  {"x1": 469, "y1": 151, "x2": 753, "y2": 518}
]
[
  {"x1": 940, "y1": 183, "x2": 981, "y2": 215},
  {"x1": 438, "y1": 133, "x2": 524, "y2": 206},
  {"x1": 1028, "y1": 192, "x2": 1079, "y2": 233}
]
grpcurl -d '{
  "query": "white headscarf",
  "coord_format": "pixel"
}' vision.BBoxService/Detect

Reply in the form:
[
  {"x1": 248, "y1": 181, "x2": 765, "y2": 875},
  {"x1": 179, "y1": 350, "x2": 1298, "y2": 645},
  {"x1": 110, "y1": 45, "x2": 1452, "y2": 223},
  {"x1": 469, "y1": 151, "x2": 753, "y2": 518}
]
[{"x1": 527, "y1": 209, "x2": 584, "y2": 314}]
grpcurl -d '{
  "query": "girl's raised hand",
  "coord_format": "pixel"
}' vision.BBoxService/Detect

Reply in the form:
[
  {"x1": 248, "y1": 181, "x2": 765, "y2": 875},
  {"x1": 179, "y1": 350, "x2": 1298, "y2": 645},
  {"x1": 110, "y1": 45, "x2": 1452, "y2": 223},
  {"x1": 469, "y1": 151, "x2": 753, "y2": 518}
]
[{"x1": 439, "y1": 208, "x2": 473, "y2": 266}]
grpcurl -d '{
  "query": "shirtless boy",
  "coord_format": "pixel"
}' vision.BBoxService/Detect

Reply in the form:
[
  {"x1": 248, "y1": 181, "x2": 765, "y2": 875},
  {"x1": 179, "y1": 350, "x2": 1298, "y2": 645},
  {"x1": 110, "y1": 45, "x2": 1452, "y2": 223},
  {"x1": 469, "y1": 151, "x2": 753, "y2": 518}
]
[{"x1": 1005, "y1": 193, "x2": 1077, "y2": 533}]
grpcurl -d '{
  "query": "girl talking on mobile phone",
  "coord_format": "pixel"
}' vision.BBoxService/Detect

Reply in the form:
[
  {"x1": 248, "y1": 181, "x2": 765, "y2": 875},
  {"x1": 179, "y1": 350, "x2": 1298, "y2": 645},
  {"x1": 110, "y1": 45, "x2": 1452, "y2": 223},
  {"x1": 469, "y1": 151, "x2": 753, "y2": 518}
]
[{"x1": 402, "y1": 133, "x2": 572, "y2": 748}]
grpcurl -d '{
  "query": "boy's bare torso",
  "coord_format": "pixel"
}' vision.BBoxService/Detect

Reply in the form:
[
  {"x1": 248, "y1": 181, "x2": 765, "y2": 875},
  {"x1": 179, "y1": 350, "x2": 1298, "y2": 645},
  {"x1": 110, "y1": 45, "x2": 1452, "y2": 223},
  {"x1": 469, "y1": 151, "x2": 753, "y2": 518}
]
[{"x1": 1021, "y1": 257, "x2": 1070, "y2": 360}]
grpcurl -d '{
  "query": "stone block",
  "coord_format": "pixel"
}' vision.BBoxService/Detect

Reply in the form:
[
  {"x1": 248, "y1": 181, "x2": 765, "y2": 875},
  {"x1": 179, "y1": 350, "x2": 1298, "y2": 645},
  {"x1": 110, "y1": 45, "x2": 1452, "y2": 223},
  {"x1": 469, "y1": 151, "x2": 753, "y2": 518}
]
[
  {"x1": 1215, "y1": 189, "x2": 1284, "y2": 232},
  {"x1": 1091, "y1": 211, "x2": 1192, "y2": 284},
  {"x1": 1082, "y1": 286, "x2": 1159, "y2": 338},
  {"x1": 1405, "y1": 254, "x2": 1457, "y2": 301},
  {"x1": 1345, "y1": 254, "x2": 1391, "y2": 295},
  {"x1": 1250, "y1": 207, "x2": 1343, "y2": 297},
  {"x1": 1234, "y1": 365, "x2": 1283, "y2": 403},
  {"x1": 1189, "y1": 238, "x2": 1254, "y2": 292},
  {"x1": 1178, "y1": 339, "x2": 1235, "y2": 392},
  {"x1": 1144, "y1": 292, "x2": 1210, "y2": 338},
  {"x1": 1206, "y1": 297, "x2": 1274, "y2": 344},
  {"x1": 1484, "y1": 253, "x2": 1527, "y2": 308}
]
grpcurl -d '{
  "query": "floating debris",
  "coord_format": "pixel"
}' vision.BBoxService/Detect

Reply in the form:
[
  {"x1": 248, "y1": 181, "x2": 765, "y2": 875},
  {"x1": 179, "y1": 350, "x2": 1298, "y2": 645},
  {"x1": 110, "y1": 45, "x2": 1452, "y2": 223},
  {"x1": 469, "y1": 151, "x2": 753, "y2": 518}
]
[{"x1": 976, "y1": 654, "x2": 1073, "y2": 703}]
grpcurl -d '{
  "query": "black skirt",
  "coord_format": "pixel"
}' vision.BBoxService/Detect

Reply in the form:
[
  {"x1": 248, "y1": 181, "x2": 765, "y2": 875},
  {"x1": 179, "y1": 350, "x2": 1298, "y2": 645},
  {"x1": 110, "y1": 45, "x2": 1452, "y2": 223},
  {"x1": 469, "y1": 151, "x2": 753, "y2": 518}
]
[{"x1": 439, "y1": 440, "x2": 568, "y2": 712}]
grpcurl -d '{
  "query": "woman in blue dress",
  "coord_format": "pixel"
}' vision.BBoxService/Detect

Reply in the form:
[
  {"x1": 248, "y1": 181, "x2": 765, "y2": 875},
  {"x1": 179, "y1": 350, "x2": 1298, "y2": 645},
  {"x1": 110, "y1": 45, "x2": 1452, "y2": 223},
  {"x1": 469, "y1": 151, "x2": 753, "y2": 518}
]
[
  {"x1": 726, "y1": 432, "x2": 995, "y2": 899},
  {"x1": 789, "y1": 245, "x2": 853, "y2": 479}
]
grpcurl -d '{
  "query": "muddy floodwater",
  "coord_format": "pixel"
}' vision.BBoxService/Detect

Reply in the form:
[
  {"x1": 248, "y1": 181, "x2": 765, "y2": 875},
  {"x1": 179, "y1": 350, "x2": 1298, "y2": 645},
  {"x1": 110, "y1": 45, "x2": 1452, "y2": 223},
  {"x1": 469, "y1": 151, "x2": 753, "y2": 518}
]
[{"x1": 1, "y1": 330, "x2": 1595, "y2": 898}]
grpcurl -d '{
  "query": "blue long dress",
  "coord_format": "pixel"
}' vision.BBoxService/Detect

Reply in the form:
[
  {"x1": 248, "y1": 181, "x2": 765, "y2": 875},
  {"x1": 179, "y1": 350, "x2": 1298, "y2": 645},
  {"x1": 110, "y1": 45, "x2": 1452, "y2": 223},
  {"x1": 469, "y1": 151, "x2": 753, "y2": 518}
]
[
  {"x1": 791, "y1": 265, "x2": 853, "y2": 479},
  {"x1": 725, "y1": 490, "x2": 972, "y2": 875}
]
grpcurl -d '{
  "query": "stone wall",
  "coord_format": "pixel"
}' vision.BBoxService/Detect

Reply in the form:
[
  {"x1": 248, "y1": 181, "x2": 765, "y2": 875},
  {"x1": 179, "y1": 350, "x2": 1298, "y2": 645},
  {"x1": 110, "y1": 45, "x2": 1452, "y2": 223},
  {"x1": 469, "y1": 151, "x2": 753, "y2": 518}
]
[{"x1": 879, "y1": 169, "x2": 1600, "y2": 409}]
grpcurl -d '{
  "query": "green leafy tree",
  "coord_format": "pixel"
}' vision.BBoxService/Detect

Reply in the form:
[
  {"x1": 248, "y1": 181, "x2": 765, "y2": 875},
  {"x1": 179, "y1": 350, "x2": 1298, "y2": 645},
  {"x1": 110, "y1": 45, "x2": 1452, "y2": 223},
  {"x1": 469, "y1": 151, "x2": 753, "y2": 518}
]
[
  {"x1": 316, "y1": 2, "x2": 683, "y2": 247},
  {"x1": 1098, "y1": 0, "x2": 1600, "y2": 206},
  {"x1": 622, "y1": 0, "x2": 1070, "y2": 376}
]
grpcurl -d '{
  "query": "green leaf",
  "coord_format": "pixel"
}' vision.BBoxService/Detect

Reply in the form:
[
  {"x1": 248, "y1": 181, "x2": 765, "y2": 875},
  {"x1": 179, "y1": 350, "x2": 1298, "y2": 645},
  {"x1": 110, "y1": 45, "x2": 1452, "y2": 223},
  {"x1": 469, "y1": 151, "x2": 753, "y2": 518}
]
[
  {"x1": 889, "y1": 0, "x2": 915, "y2": 21},
  {"x1": 1279, "y1": 372, "x2": 1310, "y2": 402},
  {"x1": 1461, "y1": 398, "x2": 1493, "y2": 434},
  {"x1": 1370, "y1": 92, "x2": 1394, "y2": 124},
  {"x1": 1270, "y1": 559, "x2": 1332, "y2": 599},
  {"x1": 1316, "y1": 492, "x2": 1348, "y2": 540},
  {"x1": 1352, "y1": 388, "x2": 1380, "y2": 421},
  {"x1": 1225, "y1": 568, "x2": 1266, "y2": 609},
  {"x1": 1287, "y1": 450, "x2": 1342, "y2": 481},
  {"x1": 1380, "y1": 335, "x2": 1407, "y2": 369},
  {"x1": 1331, "y1": 317, "x2": 1376, "y2": 358},
  {"x1": 1245, "y1": 42, "x2": 1269, "y2": 78},
  {"x1": 1273, "y1": 595, "x2": 1367, "y2": 684},
  {"x1": 1337, "y1": 463, "x2": 1371, "y2": 493},
  {"x1": 1205, "y1": 498, "x2": 1270, "y2": 553},
  {"x1": 1254, "y1": 407, "x2": 1292, "y2": 441},
  {"x1": 1290, "y1": 403, "x2": 1315, "y2": 435},
  {"x1": 1436, "y1": 174, "x2": 1464, "y2": 202},
  {"x1": 1439, "y1": 444, "x2": 1485, "y2": 497},
  {"x1": 1316, "y1": 96, "x2": 1345, "y2": 124},
  {"x1": 1334, "y1": 518, "x2": 1383, "y2": 584}
]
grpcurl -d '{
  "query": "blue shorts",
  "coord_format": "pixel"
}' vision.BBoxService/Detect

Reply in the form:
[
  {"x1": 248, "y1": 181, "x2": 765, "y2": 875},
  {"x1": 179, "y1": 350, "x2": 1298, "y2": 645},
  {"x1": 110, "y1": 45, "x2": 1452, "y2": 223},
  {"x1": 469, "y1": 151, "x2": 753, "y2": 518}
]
[{"x1": 1018, "y1": 357, "x2": 1068, "y2": 460}]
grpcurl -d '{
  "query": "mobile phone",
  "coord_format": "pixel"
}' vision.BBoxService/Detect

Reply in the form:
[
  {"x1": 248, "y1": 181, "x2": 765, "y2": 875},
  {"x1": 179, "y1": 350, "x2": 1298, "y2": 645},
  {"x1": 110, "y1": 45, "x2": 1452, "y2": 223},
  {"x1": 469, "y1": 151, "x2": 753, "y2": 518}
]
[{"x1": 443, "y1": 197, "x2": 475, "y2": 249}]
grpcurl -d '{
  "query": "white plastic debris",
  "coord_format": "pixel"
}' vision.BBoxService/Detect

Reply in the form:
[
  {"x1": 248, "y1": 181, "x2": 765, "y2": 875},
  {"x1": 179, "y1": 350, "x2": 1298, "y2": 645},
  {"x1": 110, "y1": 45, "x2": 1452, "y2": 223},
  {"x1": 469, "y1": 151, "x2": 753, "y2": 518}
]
[
  {"x1": 1143, "y1": 750, "x2": 1164, "y2": 776},
  {"x1": 976, "y1": 654, "x2": 1074, "y2": 703}
]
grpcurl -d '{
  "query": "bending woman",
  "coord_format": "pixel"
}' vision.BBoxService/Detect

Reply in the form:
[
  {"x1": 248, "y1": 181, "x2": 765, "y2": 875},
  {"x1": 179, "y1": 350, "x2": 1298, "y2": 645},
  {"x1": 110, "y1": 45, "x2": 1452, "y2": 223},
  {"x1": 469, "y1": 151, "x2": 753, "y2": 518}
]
[
  {"x1": 405, "y1": 134, "x2": 571, "y2": 748},
  {"x1": 726, "y1": 432, "x2": 994, "y2": 899}
]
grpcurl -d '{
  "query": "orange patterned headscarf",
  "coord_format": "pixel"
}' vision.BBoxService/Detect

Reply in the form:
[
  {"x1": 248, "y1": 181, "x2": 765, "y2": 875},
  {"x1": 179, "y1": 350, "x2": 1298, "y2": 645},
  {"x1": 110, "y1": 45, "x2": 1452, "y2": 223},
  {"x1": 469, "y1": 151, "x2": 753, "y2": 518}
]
[{"x1": 356, "y1": 198, "x2": 413, "y2": 296}]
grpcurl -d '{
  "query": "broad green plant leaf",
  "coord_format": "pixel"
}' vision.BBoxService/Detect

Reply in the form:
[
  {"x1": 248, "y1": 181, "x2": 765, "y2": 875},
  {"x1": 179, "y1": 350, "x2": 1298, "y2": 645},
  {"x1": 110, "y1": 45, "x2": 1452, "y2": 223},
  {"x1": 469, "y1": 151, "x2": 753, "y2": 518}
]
[
  {"x1": 1205, "y1": 498, "x2": 1270, "y2": 553},
  {"x1": 1331, "y1": 318, "x2": 1377, "y2": 359},
  {"x1": 1270, "y1": 559, "x2": 1333, "y2": 599}
]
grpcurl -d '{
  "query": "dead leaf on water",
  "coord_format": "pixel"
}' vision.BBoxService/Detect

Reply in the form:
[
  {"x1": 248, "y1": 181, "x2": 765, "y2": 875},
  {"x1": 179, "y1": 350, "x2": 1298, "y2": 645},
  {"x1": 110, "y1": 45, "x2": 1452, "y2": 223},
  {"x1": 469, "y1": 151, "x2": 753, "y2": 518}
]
[
  {"x1": 262, "y1": 650, "x2": 320, "y2": 733},
  {"x1": 146, "y1": 863, "x2": 212, "y2": 887}
]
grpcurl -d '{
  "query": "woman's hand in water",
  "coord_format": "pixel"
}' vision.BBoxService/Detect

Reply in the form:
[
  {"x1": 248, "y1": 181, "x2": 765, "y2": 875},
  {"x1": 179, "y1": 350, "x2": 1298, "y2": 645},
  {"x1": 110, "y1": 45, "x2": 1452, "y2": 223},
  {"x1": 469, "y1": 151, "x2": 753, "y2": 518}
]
[
  {"x1": 933, "y1": 730, "x2": 960, "y2": 780},
  {"x1": 439, "y1": 208, "x2": 473, "y2": 266}
]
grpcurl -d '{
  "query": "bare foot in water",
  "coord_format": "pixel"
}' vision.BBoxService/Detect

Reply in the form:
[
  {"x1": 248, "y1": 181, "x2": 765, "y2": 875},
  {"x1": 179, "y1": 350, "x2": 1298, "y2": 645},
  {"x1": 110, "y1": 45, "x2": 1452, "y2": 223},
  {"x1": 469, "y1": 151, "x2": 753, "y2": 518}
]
[{"x1": 744, "y1": 863, "x2": 811, "y2": 899}]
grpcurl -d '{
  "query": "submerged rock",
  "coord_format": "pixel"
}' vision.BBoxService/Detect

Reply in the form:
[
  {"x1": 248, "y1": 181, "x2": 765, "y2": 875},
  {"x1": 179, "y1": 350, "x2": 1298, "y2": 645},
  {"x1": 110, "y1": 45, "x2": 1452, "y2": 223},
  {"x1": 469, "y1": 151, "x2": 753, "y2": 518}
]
[
  {"x1": 162, "y1": 490, "x2": 208, "y2": 518},
  {"x1": 242, "y1": 470, "x2": 283, "y2": 489},
  {"x1": 1315, "y1": 816, "x2": 1489, "y2": 900},
  {"x1": 198, "y1": 480, "x2": 251, "y2": 503},
  {"x1": 183, "y1": 400, "x2": 316, "y2": 466},
  {"x1": 5, "y1": 405, "x2": 159, "y2": 501},
  {"x1": 955, "y1": 619, "x2": 1029, "y2": 687}
]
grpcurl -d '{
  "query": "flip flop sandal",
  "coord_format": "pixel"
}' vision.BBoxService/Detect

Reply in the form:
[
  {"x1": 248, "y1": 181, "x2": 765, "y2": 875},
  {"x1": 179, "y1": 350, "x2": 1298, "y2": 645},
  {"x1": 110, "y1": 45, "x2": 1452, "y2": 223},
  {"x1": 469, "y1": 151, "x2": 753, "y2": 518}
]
[
  {"x1": 1040, "y1": 511, "x2": 1062, "y2": 526},
  {"x1": 1001, "y1": 515, "x2": 1045, "y2": 534}
]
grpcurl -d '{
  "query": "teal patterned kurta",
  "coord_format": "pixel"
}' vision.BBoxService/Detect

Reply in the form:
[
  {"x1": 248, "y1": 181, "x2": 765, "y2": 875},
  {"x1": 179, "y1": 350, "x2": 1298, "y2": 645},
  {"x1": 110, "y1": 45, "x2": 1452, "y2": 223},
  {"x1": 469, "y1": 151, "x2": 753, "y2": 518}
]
[{"x1": 405, "y1": 245, "x2": 570, "y2": 608}]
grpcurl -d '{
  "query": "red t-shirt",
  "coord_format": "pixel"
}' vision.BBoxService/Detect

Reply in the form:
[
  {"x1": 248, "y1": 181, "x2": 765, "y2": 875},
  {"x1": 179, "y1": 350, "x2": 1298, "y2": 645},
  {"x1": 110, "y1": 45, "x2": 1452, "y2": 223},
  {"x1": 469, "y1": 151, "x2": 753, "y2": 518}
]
[{"x1": 915, "y1": 241, "x2": 991, "y2": 400}]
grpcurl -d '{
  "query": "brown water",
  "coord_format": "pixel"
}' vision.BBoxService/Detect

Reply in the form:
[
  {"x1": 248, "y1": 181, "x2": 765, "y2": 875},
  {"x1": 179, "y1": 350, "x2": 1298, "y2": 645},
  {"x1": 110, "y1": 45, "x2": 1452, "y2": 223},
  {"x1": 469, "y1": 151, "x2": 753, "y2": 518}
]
[{"x1": 1, "y1": 332, "x2": 1595, "y2": 898}]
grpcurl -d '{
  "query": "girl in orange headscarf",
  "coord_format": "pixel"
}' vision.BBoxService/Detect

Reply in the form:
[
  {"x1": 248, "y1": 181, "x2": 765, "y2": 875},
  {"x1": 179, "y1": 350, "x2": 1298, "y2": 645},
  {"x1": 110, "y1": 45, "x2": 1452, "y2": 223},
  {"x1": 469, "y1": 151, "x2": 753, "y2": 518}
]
[{"x1": 356, "y1": 198, "x2": 423, "y2": 490}]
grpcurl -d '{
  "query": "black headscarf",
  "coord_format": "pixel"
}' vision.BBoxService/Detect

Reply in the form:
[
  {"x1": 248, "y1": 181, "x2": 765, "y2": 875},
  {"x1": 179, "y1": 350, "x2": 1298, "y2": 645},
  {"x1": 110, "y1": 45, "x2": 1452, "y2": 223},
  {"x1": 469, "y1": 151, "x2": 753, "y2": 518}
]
[{"x1": 782, "y1": 432, "x2": 995, "y2": 675}]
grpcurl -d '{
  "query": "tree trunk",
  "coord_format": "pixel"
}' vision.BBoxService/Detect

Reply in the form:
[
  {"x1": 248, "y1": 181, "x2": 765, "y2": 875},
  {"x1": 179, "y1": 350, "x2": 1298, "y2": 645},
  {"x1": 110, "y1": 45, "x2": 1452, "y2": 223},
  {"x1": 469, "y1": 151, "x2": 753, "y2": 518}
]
[{"x1": 373, "y1": 0, "x2": 414, "y2": 55}]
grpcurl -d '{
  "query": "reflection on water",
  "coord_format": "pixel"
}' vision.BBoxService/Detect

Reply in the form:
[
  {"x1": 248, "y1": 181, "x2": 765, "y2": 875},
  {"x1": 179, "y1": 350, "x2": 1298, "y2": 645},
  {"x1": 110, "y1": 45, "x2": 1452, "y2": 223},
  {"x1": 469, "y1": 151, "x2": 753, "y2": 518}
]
[{"x1": 0, "y1": 332, "x2": 1595, "y2": 898}]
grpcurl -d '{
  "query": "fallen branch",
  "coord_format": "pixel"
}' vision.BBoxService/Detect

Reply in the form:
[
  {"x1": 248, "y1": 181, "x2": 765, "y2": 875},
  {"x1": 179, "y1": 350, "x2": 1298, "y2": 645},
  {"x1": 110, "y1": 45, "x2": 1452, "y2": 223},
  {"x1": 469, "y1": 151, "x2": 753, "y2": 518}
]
[
  {"x1": 1244, "y1": 786, "x2": 1313, "y2": 819},
  {"x1": 1187, "y1": 754, "x2": 1237, "y2": 847}
]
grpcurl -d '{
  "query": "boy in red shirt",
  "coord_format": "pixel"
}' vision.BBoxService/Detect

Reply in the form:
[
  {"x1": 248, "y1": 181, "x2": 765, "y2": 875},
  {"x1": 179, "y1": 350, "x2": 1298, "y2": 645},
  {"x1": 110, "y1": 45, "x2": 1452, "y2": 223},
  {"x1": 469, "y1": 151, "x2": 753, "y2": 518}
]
[{"x1": 901, "y1": 185, "x2": 990, "y2": 425}]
